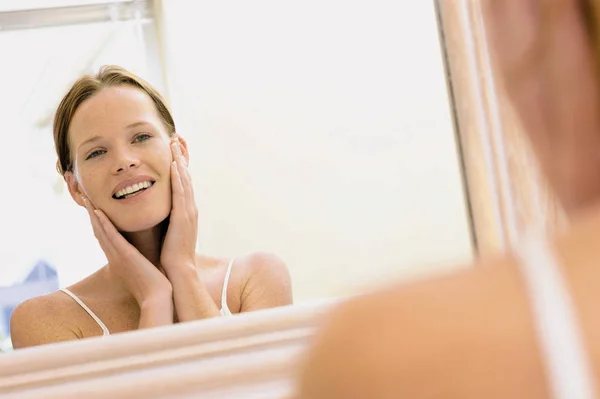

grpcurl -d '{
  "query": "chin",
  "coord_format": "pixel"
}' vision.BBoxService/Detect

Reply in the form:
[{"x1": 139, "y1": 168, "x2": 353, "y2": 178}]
[{"x1": 112, "y1": 208, "x2": 170, "y2": 233}]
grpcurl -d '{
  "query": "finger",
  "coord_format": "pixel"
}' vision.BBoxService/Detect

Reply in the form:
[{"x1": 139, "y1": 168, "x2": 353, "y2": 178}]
[
  {"x1": 82, "y1": 197, "x2": 117, "y2": 258},
  {"x1": 172, "y1": 141, "x2": 195, "y2": 205},
  {"x1": 82, "y1": 196, "x2": 106, "y2": 240},
  {"x1": 182, "y1": 163, "x2": 194, "y2": 199},
  {"x1": 171, "y1": 141, "x2": 192, "y2": 180},
  {"x1": 94, "y1": 208, "x2": 140, "y2": 260},
  {"x1": 172, "y1": 141, "x2": 190, "y2": 180},
  {"x1": 170, "y1": 140, "x2": 197, "y2": 221},
  {"x1": 170, "y1": 160, "x2": 186, "y2": 213}
]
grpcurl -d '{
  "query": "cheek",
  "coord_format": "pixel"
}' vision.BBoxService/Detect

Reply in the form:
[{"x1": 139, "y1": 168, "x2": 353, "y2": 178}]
[
  {"x1": 150, "y1": 144, "x2": 174, "y2": 175},
  {"x1": 157, "y1": 141, "x2": 174, "y2": 162},
  {"x1": 76, "y1": 166, "x2": 105, "y2": 200}
]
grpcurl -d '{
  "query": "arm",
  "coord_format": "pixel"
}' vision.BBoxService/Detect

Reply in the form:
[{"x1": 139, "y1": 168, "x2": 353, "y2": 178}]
[
  {"x1": 166, "y1": 265, "x2": 221, "y2": 321},
  {"x1": 160, "y1": 140, "x2": 220, "y2": 321},
  {"x1": 167, "y1": 252, "x2": 292, "y2": 321},
  {"x1": 161, "y1": 141, "x2": 292, "y2": 318},
  {"x1": 138, "y1": 291, "x2": 176, "y2": 328},
  {"x1": 80, "y1": 197, "x2": 175, "y2": 329},
  {"x1": 10, "y1": 296, "x2": 79, "y2": 349}
]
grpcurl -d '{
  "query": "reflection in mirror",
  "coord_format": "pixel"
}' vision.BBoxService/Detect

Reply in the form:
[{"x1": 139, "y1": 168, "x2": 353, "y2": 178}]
[
  {"x1": 0, "y1": 0, "x2": 472, "y2": 353},
  {"x1": 8, "y1": 63, "x2": 294, "y2": 350}
]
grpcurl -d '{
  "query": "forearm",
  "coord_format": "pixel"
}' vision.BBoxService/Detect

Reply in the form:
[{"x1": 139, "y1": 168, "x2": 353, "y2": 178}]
[
  {"x1": 168, "y1": 266, "x2": 221, "y2": 321},
  {"x1": 138, "y1": 294, "x2": 175, "y2": 329}
]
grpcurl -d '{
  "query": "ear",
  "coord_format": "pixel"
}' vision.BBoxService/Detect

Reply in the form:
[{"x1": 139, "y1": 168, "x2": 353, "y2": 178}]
[
  {"x1": 64, "y1": 171, "x2": 85, "y2": 207},
  {"x1": 173, "y1": 134, "x2": 190, "y2": 167}
]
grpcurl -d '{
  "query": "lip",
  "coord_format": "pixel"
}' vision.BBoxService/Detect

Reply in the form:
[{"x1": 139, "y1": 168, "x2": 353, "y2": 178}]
[
  {"x1": 115, "y1": 182, "x2": 154, "y2": 204},
  {"x1": 112, "y1": 175, "x2": 156, "y2": 197}
]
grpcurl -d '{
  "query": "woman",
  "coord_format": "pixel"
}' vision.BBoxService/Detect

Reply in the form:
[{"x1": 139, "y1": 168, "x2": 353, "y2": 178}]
[
  {"x1": 9, "y1": 65, "x2": 293, "y2": 349},
  {"x1": 296, "y1": 1, "x2": 600, "y2": 398}
]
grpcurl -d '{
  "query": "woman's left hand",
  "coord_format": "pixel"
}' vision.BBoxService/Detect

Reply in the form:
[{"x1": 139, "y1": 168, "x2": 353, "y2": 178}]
[{"x1": 160, "y1": 139, "x2": 199, "y2": 275}]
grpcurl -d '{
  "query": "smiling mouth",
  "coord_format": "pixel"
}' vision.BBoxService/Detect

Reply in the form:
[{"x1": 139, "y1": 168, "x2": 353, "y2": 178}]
[{"x1": 113, "y1": 181, "x2": 155, "y2": 200}]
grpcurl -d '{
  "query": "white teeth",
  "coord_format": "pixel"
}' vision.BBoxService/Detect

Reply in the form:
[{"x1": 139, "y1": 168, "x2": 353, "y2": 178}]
[{"x1": 115, "y1": 181, "x2": 153, "y2": 198}]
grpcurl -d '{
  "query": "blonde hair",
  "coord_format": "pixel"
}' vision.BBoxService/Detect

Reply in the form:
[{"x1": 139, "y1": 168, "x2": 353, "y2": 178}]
[{"x1": 53, "y1": 65, "x2": 175, "y2": 175}]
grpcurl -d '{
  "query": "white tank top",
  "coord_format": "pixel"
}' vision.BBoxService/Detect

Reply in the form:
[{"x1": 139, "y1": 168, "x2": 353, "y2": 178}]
[
  {"x1": 59, "y1": 257, "x2": 237, "y2": 336},
  {"x1": 516, "y1": 231, "x2": 596, "y2": 398}
]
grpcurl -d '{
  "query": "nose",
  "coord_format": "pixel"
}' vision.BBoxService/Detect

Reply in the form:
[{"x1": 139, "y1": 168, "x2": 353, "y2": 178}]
[{"x1": 111, "y1": 148, "x2": 140, "y2": 174}]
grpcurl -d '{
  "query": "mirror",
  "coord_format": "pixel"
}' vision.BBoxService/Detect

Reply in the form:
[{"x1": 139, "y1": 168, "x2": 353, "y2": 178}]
[{"x1": 0, "y1": 0, "x2": 473, "y2": 352}]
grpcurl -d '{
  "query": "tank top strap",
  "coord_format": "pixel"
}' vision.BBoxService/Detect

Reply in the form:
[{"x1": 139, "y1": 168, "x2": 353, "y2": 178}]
[
  {"x1": 59, "y1": 288, "x2": 110, "y2": 337},
  {"x1": 515, "y1": 230, "x2": 595, "y2": 399},
  {"x1": 220, "y1": 257, "x2": 236, "y2": 316}
]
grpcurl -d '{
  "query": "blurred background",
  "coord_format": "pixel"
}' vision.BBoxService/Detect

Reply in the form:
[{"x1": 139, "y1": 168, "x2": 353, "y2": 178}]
[{"x1": 0, "y1": 0, "x2": 473, "y2": 350}]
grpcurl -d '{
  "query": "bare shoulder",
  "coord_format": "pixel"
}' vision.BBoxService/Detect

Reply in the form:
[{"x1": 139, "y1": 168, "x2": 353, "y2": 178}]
[
  {"x1": 296, "y1": 255, "x2": 546, "y2": 398},
  {"x1": 10, "y1": 291, "x2": 80, "y2": 349},
  {"x1": 236, "y1": 251, "x2": 293, "y2": 311},
  {"x1": 236, "y1": 251, "x2": 290, "y2": 280}
]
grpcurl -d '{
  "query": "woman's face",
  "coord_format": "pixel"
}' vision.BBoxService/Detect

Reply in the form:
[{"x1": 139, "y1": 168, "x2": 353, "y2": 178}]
[{"x1": 65, "y1": 86, "x2": 180, "y2": 232}]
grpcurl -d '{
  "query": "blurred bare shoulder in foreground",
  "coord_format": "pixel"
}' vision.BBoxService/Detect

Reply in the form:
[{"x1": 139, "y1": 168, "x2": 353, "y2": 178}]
[{"x1": 295, "y1": 0, "x2": 600, "y2": 397}]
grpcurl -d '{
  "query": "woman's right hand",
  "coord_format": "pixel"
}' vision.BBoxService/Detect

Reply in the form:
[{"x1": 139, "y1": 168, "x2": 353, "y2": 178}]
[{"x1": 81, "y1": 195, "x2": 173, "y2": 315}]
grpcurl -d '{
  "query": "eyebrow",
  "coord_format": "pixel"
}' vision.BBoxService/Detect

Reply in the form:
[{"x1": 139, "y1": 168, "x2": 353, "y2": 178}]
[
  {"x1": 126, "y1": 121, "x2": 151, "y2": 129},
  {"x1": 77, "y1": 135, "x2": 102, "y2": 152},
  {"x1": 77, "y1": 122, "x2": 152, "y2": 151}
]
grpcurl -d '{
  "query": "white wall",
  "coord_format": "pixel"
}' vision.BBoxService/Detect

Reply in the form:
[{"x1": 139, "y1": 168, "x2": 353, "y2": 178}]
[{"x1": 159, "y1": 0, "x2": 473, "y2": 302}]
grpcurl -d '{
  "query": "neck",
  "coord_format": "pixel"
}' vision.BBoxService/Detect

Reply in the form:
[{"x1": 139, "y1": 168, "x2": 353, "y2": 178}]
[{"x1": 121, "y1": 217, "x2": 169, "y2": 267}]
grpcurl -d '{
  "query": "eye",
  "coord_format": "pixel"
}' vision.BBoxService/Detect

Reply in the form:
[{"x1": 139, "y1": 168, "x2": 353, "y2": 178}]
[
  {"x1": 133, "y1": 133, "x2": 152, "y2": 143},
  {"x1": 86, "y1": 149, "x2": 106, "y2": 160}
]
